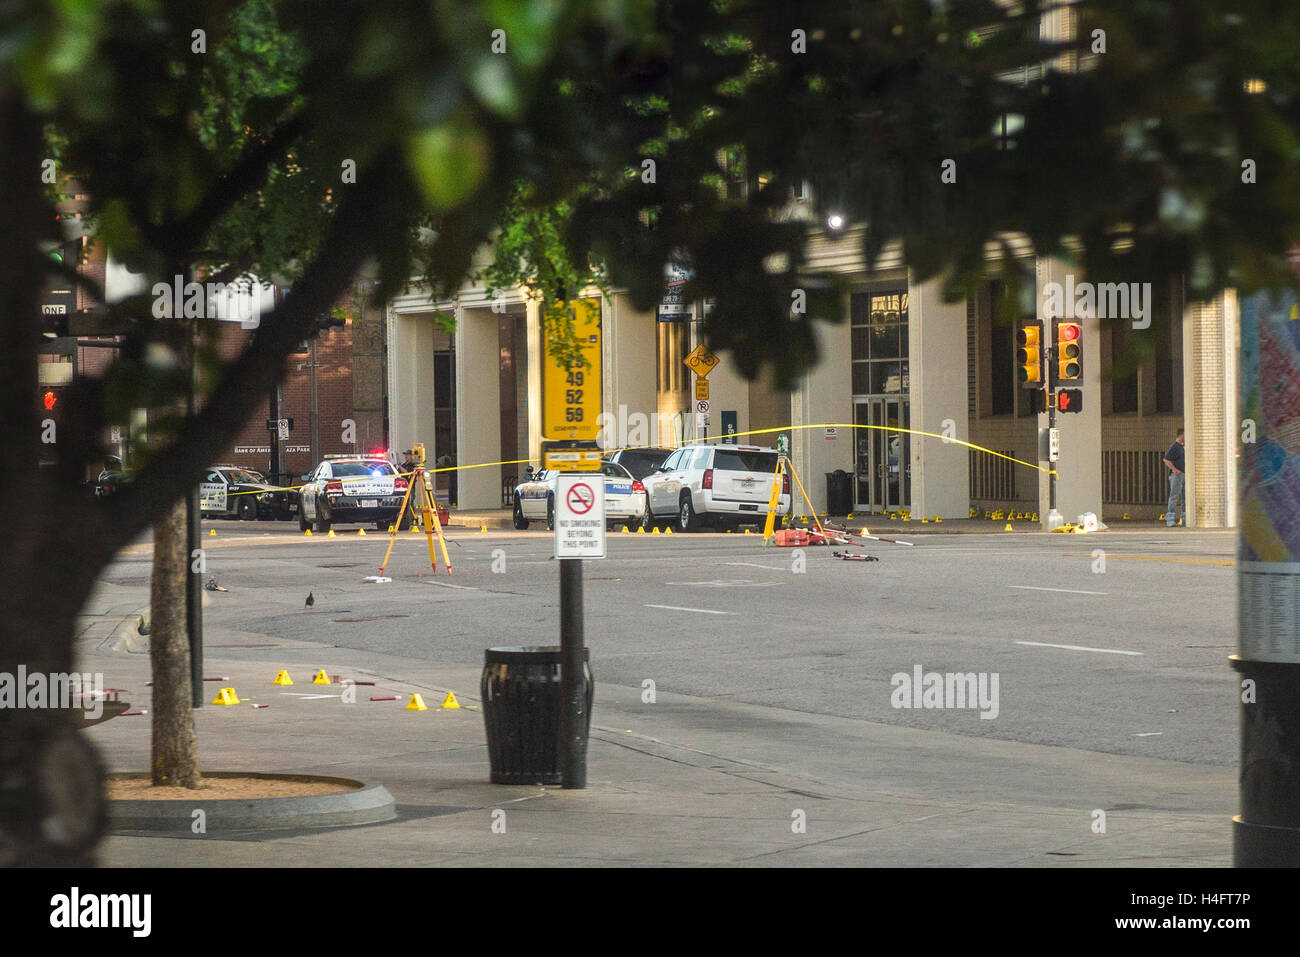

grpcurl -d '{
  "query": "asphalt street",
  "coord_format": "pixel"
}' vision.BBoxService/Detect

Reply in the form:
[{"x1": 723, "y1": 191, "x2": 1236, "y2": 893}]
[{"x1": 97, "y1": 519, "x2": 1237, "y2": 767}]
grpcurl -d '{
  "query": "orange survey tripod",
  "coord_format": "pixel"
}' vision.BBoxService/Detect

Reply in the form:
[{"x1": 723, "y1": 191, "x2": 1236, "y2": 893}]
[{"x1": 378, "y1": 443, "x2": 452, "y2": 576}]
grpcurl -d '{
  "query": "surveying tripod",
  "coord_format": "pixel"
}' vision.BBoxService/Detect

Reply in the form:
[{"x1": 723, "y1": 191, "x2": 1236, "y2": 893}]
[{"x1": 379, "y1": 443, "x2": 452, "y2": 576}]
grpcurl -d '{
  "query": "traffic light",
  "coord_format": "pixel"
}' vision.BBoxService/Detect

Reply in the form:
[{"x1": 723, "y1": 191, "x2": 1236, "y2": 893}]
[
  {"x1": 1027, "y1": 388, "x2": 1047, "y2": 414},
  {"x1": 1057, "y1": 389, "x2": 1083, "y2": 413},
  {"x1": 1055, "y1": 321, "x2": 1082, "y2": 382},
  {"x1": 43, "y1": 390, "x2": 58, "y2": 412},
  {"x1": 1017, "y1": 321, "x2": 1043, "y2": 386}
]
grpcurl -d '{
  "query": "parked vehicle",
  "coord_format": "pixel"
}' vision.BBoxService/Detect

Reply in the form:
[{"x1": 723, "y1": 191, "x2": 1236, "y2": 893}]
[
  {"x1": 641, "y1": 444, "x2": 790, "y2": 532},
  {"x1": 606, "y1": 446, "x2": 672, "y2": 481},
  {"x1": 511, "y1": 460, "x2": 648, "y2": 530},
  {"x1": 199, "y1": 466, "x2": 282, "y2": 520},
  {"x1": 297, "y1": 454, "x2": 408, "y2": 532}
]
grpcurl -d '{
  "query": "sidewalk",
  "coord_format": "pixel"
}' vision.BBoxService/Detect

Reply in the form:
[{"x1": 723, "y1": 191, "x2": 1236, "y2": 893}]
[{"x1": 79, "y1": 612, "x2": 1234, "y2": 867}]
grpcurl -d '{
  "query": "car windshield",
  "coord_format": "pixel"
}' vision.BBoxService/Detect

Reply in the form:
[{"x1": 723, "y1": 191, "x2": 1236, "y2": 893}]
[
  {"x1": 331, "y1": 461, "x2": 395, "y2": 477},
  {"x1": 713, "y1": 449, "x2": 778, "y2": 473},
  {"x1": 616, "y1": 449, "x2": 670, "y2": 479},
  {"x1": 222, "y1": 470, "x2": 262, "y2": 484}
]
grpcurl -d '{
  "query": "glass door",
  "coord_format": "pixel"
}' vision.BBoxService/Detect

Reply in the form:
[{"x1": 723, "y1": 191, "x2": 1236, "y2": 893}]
[{"x1": 854, "y1": 398, "x2": 911, "y2": 512}]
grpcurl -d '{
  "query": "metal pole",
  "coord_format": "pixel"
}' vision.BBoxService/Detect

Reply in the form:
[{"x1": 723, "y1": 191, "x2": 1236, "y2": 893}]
[
  {"x1": 186, "y1": 316, "x2": 203, "y2": 708},
  {"x1": 186, "y1": 485, "x2": 203, "y2": 708},
  {"x1": 559, "y1": 557, "x2": 588, "y2": 788},
  {"x1": 309, "y1": 336, "x2": 321, "y2": 464}
]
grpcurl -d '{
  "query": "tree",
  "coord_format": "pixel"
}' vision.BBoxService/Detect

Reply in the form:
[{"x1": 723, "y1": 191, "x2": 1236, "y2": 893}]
[{"x1": 5, "y1": 0, "x2": 1300, "y2": 864}]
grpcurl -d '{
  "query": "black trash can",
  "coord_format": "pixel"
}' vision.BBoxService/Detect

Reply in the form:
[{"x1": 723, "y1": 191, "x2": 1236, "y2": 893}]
[
  {"x1": 481, "y1": 646, "x2": 593, "y2": 785},
  {"x1": 825, "y1": 469, "x2": 852, "y2": 516}
]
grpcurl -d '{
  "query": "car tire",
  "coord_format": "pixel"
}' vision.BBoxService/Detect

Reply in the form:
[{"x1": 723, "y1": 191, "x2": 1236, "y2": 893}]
[
  {"x1": 298, "y1": 508, "x2": 310, "y2": 532},
  {"x1": 375, "y1": 520, "x2": 390, "y2": 532},
  {"x1": 545, "y1": 495, "x2": 555, "y2": 531},
  {"x1": 678, "y1": 494, "x2": 699, "y2": 533},
  {"x1": 640, "y1": 507, "x2": 656, "y2": 532},
  {"x1": 513, "y1": 496, "x2": 530, "y2": 530},
  {"x1": 238, "y1": 498, "x2": 257, "y2": 521},
  {"x1": 314, "y1": 507, "x2": 331, "y2": 534}
]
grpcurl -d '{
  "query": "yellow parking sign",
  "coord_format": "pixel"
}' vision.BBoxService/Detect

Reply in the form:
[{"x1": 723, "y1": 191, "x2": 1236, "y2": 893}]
[{"x1": 543, "y1": 298, "x2": 602, "y2": 442}]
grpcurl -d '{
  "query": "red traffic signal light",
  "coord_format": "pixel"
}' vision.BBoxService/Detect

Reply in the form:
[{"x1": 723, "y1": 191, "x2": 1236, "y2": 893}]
[
  {"x1": 1057, "y1": 389, "x2": 1083, "y2": 413},
  {"x1": 43, "y1": 390, "x2": 58, "y2": 411},
  {"x1": 1055, "y1": 321, "x2": 1082, "y2": 381}
]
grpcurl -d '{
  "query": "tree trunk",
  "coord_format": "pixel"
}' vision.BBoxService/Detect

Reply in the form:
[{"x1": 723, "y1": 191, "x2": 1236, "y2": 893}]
[{"x1": 149, "y1": 498, "x2": 201, "y2": 787}]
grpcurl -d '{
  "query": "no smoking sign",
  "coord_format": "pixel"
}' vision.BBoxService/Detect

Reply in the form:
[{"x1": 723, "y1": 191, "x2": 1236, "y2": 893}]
[{"x1": 555, "y1": 474, "x2": 606, "y2": 559}]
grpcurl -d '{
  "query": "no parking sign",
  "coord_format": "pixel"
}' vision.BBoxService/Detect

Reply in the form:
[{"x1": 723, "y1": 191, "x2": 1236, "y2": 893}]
[{"x1": 555, "y1": 475, "x2": 606, "y2": 559}]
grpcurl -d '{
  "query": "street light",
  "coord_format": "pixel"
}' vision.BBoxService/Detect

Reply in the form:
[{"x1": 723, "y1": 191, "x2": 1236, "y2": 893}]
[{"x1": 826, "y1": 213, "x2": 845, "y2": 232}]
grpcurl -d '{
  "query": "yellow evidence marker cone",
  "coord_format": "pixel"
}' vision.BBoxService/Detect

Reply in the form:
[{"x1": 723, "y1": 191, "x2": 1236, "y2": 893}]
[
  {"x1": 406, "y1": 693, "x2": 428, "y2": 711},
  {"x1": 304, "y1": 529, "x2": 312, "y2": 536},
  {"x1": 621, "y1": 526, "x2": 629, "y2": 533},
  {"x1": 209, "y1": 529, "x2": 216, "y2": 537},
  {"x1": 272, "y1": 670, "x2": 293, "y2": 686},
  {"x1": 652, "y1": 527, "x2": 660, "y2": 534},
  {"x1": 664, "y1": 526, "x2": 673, "y2": 535},
  {"x1": 481, "y1": 525, "x2": 488, "y2": 533},
  {"x1": 212, "y1": 687, "x2": 239, "y2": 706},
  {"x1": 358, "y1": 528, "x2": 366, "y2": 536},
  {"x1": 327, "y1": 529, "x2": 335, "y2": 538},
  {"x1": 441, "y1": 691, "x2": 461, "y2": 710},
  {"x1": 1005, "y1": 522, "x2": 1013, "y2": 532},
  {"x1": 636, "y1": 526, "x2": 645, "y2": 533},
  {"x1": 860, "y1": 528, "x2": 869, "y2": 536},
  {"x1": 312, "y1": 669, "x2": 330, "y2": 685}
]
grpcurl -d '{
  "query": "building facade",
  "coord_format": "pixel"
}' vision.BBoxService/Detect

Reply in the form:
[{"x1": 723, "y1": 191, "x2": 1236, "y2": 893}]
[{"x1": 382, "y1": 235, "x2": 1238, "y2": 527}]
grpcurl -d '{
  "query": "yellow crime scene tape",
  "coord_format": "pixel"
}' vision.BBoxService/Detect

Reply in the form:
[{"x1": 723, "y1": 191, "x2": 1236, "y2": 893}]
[{"x1": 223, "y1": 424, "x2": 1050, "y2": 501}]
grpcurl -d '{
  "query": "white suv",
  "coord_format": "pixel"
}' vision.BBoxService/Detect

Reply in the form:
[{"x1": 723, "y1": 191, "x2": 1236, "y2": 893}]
[{"x1": 641, "y1": 445, "x2": 790, "y2": 532}]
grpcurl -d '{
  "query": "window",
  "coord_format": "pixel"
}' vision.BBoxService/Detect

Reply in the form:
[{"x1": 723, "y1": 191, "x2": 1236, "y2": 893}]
[
  {"x1": 1111, "y1": 323, "x2": 1139, "y2": 414},
  {"x1": 990, "y1": 319, "x2": 1014, "y2": 415},
  {"x1": 713, "y1": 449, "x2": 778, "y2": 473},
  {"x1": 693, "y1": 448, "x2": 712, "y2": 469},
  {"x1": 851, "y1": 291, "x2": 909, "y2": 397},
  {"x1": 331, "y1": 461, "x2": 396, "y2": 477}
]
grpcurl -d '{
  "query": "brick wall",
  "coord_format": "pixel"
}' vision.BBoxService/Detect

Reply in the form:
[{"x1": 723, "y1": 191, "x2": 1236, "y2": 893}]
[{"x1": 206, "y1": 311, "x2": 358, "y2": 481}]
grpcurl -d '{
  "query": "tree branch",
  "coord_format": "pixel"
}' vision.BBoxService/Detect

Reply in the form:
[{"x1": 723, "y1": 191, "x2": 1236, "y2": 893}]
[{"x1": 85, "y1": 148, "x2": 411, "y2": 562}]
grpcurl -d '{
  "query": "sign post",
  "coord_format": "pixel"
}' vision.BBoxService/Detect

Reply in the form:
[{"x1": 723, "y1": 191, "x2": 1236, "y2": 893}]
[
  {"x1": 554, "y1": 475, "x2": 605, "y2": 789},
  {"x1": 541, "y1": 299, "x2": 605, "y2": 790}
]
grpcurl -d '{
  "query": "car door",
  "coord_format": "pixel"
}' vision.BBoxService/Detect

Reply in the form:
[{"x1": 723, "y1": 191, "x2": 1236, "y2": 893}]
[
  {"x1": 650, "y1": 450, "x2": 684, "y2": 513},
  {"x1": 304, "y1": 464, "x2": 328, "y2": 519}
]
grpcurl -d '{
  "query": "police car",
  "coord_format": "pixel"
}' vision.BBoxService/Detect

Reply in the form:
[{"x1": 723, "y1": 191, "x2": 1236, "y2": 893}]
[
  {"x1": 199, "y1": 466, "x2": 280, "y2": 520},
  {"x1": 512, "y1": 460, "x2": 647, "y2": 530},
  {"x1": 297, "y1": 453, "x2": 408, "y2": 532}
]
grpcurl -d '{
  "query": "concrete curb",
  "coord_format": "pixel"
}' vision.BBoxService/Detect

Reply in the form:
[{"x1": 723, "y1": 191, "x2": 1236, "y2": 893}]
[{"x1": 108, "y1": 772, "x2": 396, "y2": 832}]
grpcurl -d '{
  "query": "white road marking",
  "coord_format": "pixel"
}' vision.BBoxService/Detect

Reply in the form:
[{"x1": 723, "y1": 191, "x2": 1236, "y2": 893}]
[
  {"x1": 724, "y1": 562, "x2": 785, "y2": 570},
  {"x1": 279, "y1": 692, "x2": 341, "y2": 700},
  {"x1": 1016, "y1": 640, "x2": 1143, "y2": 657},
  {"x1": 644, "y1": 604, "x2": 736, "y2": 616},
  {"x1": 422, "y1": 581, "x2": 478, "y2": 590},
  {"x1": 664, "y1": 580, "x2": 783, "y2": 588},
  {"x1": 1133, "y1": 732, "x2": 1164, "y2": 737},
  {"x1": 1009, "y1": 585, "x2": 1108, "y2": 595}
]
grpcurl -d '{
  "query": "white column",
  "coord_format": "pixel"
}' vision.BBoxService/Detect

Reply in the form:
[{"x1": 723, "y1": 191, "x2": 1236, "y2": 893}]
[
  {"x1": 603, "y1": 293, "x2": 658, "y2": 449},
  {"x1": 389, "y1": 309, "x2": 437, "y2": 467},
  {"x1": 907, "y1": 276, "x2": 970, "y2": 518},
  {"x1": 791, "y1": 304, "x2": 853, "y2": 514},
  {"x1": 454, "y1": 304, "x2": 502, "y2": 508}
]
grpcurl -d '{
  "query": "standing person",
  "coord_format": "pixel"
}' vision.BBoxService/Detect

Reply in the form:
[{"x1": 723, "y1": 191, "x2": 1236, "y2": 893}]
[{"x1": 1162, "y1": 427, "x2": 1187, "y2": 527}]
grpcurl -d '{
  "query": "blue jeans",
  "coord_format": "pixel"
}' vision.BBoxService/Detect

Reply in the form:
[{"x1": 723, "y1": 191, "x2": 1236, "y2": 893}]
[{"x1": 1167, "y1": 472, "x2": 1185, "y2": 526}]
